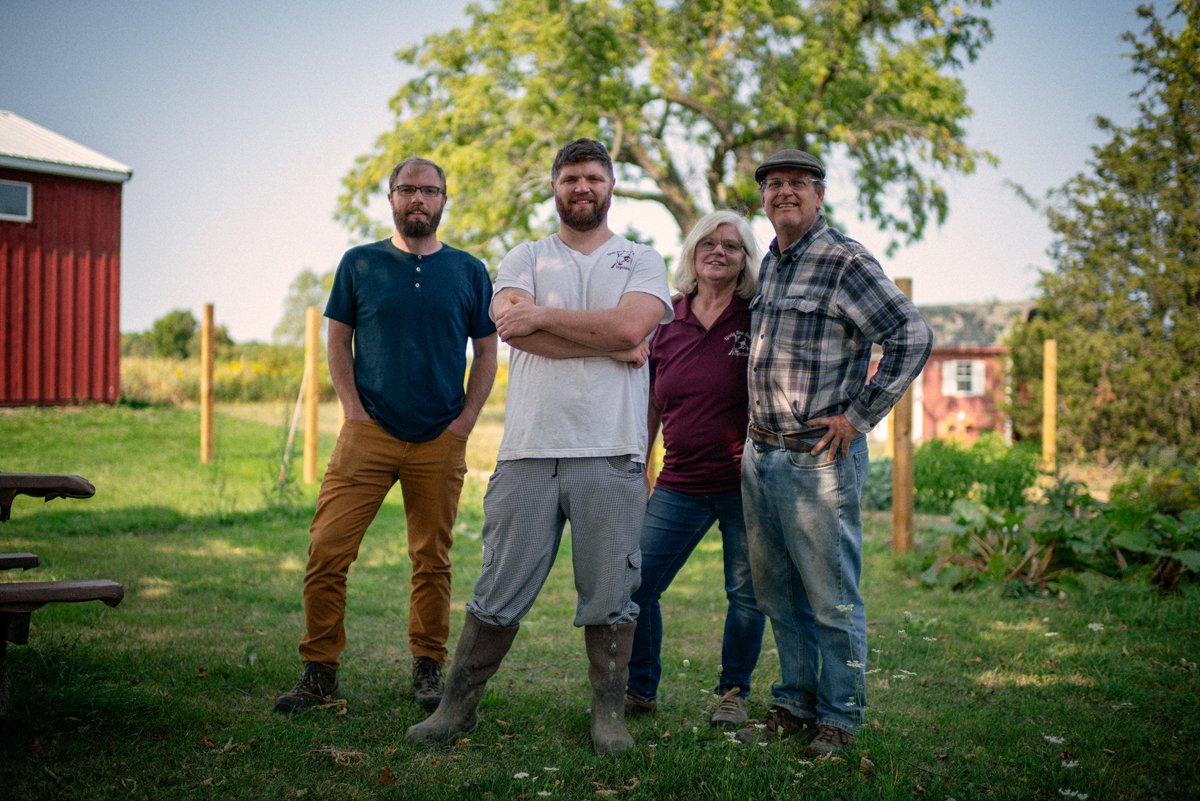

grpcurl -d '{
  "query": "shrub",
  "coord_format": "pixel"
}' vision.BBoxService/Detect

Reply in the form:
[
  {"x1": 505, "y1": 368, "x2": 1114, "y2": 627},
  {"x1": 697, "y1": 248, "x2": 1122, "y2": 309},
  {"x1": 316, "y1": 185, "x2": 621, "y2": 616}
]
[
  {"x1": 925, "y1": 470, "x2": 1200, "y2": 593},
  {"x1": 862, "y1": 456, "x2": 892, "y2": 511},
  {"x1": 912, "y1": 433, "x2": 1039, "y2": 515}
]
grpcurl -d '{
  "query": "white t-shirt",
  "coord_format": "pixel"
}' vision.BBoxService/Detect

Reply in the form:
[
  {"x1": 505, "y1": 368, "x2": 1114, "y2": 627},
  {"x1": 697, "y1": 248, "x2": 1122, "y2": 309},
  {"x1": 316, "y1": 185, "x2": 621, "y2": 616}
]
[{"x1": 494, "y1": 233, "x2": 673, "y2": 461}]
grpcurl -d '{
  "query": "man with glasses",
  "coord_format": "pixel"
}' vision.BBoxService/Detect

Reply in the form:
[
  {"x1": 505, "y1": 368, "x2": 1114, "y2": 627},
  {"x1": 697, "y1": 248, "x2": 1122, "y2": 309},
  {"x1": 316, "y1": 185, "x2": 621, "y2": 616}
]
[
  {"x1": 406, "y1": 138, "x2": 673, "y2": 754},
  {"x1": 735, "y1": 149, "x2": 931, "y2": 755},
  {"x1": 275, "y1": 157, "x2": 498, "y2": 715}
]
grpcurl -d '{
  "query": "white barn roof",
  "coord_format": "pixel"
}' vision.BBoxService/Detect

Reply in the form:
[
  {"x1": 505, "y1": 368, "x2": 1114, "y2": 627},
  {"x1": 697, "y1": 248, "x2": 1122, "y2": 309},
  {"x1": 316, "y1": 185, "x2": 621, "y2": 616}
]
[{"x1": 0, "y1": 109, "x2": 132, "y2": 183}]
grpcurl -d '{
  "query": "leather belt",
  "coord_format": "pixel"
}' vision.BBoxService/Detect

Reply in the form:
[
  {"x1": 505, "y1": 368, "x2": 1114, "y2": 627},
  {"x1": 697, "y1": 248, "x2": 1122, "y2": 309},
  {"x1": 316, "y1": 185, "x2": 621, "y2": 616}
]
[{"x1": 747, "y1": 423, "x2": 825, "y2": 452}]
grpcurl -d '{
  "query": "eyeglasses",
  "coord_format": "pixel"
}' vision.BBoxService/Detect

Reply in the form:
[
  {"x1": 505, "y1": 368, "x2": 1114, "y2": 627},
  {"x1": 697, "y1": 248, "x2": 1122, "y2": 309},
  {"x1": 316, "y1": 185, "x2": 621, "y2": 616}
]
[
  {"x1": 391, "y1": 185, "x2": 444, "y2": 198},
  {"x1": 760, "y1": 177, "x2": 821, "y2": 192},
  {"x1": 696, "y1": 238, "x2": 745, "y2": 253}
]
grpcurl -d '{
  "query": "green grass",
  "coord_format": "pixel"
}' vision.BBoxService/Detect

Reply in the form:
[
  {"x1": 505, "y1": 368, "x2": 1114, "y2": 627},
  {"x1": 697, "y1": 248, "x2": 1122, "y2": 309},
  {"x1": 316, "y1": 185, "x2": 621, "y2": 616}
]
[{"x1": 1, "y1": 405, "x2": 1198, "y2": 800}]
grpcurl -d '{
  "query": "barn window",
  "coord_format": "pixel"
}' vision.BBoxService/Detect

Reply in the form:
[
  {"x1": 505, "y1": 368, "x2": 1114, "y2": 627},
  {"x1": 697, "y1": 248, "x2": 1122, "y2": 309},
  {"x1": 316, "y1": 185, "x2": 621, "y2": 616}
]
[
  {"x1": 941, "y1": 359, "x2": 987, "y2": 397},
  {"x1": 0, "y1": 179, "x2": 32, "y2": 222}
]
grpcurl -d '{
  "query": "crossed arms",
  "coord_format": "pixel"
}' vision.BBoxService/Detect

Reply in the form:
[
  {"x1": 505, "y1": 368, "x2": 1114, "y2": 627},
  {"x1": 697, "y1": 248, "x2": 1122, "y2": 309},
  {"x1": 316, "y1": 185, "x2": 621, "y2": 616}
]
[{"x1": 492, "y1": 287, "x2": 664, "y2": 368}]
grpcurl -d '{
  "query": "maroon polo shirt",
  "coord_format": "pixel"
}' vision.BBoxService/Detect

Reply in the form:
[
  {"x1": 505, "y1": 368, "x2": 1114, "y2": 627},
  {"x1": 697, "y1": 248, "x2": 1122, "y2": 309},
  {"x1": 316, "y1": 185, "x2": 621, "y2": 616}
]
[{"x1": 650, "y1": 293, "x2": 751, "y2": 495}]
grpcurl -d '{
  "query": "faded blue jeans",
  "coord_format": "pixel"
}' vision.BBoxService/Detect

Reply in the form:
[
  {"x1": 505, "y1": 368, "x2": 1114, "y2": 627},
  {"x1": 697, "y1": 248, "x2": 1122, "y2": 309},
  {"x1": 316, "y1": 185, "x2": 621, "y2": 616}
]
[
  {"x1": 626, "y1": 486, "x2": 766, "y2": 702},
  {"x1": 741, "y1": 434, "x2": 870, "y2": 734}
]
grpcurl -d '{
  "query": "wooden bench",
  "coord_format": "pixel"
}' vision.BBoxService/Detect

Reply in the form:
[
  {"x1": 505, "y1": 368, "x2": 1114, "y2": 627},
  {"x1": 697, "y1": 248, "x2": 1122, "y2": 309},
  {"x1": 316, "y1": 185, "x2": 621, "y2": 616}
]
[{"x1": 0, "y1": 473, "x2": 124, "y2": 715}]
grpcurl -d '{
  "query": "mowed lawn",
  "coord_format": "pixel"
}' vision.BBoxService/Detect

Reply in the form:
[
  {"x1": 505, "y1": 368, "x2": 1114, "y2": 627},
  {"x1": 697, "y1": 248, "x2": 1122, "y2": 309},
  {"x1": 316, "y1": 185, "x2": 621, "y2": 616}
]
[{"x1": 1, "y1": 404, "x2": 1197, "y2": 801}]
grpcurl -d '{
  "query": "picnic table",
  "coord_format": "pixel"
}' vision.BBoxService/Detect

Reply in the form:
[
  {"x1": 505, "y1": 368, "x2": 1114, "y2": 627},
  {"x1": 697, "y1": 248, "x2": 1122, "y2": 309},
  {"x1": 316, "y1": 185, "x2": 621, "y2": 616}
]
[{"x1": 0, "y1": 473, "x2": 125, "y2": 715}]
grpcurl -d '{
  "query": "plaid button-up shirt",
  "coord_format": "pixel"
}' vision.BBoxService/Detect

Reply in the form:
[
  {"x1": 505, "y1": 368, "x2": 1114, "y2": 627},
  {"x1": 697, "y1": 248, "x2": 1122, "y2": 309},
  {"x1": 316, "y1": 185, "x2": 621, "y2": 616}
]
[{"x1": 748, "y1": 217, "x2": 933, "y2": 435}]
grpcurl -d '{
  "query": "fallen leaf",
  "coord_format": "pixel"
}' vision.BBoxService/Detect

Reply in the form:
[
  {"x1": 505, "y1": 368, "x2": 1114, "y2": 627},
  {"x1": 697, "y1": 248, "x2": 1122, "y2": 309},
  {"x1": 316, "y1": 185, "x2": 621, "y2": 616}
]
[
  {"x1": 860, "y1": 755, "x2": 876, "y2": 776},
  {"x1": 201, "y1": 737, "x2": 216, "y2": 748},
  {"x1": 378, "y1": 766, "x2": 396, "y2": 785}
]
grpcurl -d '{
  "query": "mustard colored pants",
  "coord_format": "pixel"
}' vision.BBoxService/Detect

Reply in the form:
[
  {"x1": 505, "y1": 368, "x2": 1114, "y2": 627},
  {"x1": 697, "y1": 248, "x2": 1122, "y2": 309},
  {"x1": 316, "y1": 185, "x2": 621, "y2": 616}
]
[{"x1": 299, "y1": 419, "x2": 468, "y2": 668}]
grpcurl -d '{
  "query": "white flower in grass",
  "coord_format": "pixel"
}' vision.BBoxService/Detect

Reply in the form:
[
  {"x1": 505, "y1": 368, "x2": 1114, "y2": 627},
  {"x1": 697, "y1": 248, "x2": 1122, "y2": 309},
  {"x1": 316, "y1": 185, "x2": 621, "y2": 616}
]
[
  {"x1": 846, "y1": 660, "x2": 865, "y2": 669},
  {"x1": 513, "y1": 772, "x2": 530, "y2": 780},
  {"x1": 1088, "y1": 622, "x2": 1104, "y2": 632},
  {"x1": 542, "y1": 767, "x2": 559, "y2": 772},
  {"x1": 836, "y1": 604, "x2": 855, "y2": 615},
  {"x1": 1045, "y1": 631, "x2": 1061, "y2": 637},
  {"x1": 1062, "y1": 760, "x2": 1079, "y2": 768},
  {"x1": 923, "y1": 637, "x2": 938, "y2": 642},
  {"x1": 682, "y1": 658, "x2": 691, "y2": 668},
  {"x1": 1059, "y1": 790, "x2": 1088, "y2": 799},
  {"x1": 537, "y1": 793, "x2": 552, "y2": 798},
  {"x1": 1043, "y1": 735, "x2": 1065, "y2": 744},
  {"x1": 845, "y1": 697, "x2": 858, "y2": 707},
  {"x1": 757, "y1": 741, "x2": 769, "y2": 747}
]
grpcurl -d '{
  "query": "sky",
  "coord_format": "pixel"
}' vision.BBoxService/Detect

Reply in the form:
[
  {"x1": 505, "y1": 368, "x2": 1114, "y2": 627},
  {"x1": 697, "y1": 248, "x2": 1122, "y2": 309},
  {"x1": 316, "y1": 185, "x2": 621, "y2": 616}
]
[{"x1": 1, "y1": 0, "x2": 1162, "y2": 342}]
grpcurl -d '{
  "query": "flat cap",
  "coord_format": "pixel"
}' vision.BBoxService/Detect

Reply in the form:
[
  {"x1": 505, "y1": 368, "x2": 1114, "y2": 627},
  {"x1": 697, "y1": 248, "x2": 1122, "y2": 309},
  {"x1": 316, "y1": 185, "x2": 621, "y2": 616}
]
[{"x1": 755, "y1": 149, "x2": 826, "y2": 183}]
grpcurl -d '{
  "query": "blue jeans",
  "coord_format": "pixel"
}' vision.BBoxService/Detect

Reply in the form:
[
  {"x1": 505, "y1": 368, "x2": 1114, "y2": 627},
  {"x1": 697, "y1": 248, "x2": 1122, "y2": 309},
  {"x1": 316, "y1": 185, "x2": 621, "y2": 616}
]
[
  {"x1": 627, "y1": 486, "x2": 766, "y2": 701},
  {"x1": 741, "y1": 435, "x2": 870, "y2": 734}
]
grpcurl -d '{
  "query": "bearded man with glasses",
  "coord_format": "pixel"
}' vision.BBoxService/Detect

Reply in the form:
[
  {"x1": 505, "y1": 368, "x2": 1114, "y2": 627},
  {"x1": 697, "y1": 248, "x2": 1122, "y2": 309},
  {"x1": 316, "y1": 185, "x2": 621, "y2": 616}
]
[
  {"x1": 734, "y1": 149, "x2": 932, "y2": 756},
  {"x1": 275, "y1": 157, "x2": 498, "y2": 716}
]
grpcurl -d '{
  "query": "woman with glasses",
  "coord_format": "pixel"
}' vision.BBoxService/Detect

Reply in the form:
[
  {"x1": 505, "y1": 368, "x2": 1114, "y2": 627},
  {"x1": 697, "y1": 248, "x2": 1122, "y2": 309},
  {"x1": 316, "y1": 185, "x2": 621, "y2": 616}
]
[{"x1": 624, "y1": 210, "x2": 766, "y2": 727}]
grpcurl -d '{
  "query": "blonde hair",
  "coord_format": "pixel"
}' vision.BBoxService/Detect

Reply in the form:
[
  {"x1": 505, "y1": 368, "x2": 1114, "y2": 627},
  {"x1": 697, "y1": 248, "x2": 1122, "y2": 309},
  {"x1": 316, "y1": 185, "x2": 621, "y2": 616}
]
[{"x1": 674, "y1": 210, "x2": 760, "y2": 299}]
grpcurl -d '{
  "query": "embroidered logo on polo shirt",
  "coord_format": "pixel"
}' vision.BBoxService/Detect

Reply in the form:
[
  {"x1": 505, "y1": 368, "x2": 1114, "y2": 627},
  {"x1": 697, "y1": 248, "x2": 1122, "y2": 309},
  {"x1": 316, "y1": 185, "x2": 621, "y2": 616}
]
[
  {"x1": 725, "y1": 330, "x2": 750, "y2": 357},
  {"x1": 607, "y1": 250, "x2": 635, "y2": 271}
]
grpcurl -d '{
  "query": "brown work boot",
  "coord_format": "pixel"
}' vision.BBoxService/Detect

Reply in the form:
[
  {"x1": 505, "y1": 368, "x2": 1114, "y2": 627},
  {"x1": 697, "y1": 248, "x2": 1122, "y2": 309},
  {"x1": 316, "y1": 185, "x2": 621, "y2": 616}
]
[
  {"x1": 806, "y1": 723, "x2": 855, "y2": 756},
  {"x1": 585, "y1": 623, "x2": 636, "y2": 755},
  {"x1": 624, "y1": 693, "x2": 657, "y2": 717},
  {"x1": 405, "y1": 614, "x2": 519, "y2": 743},
  {"x1": 274, "y1": 662, "x2": 339, "y2": 713},
  {"x1": 709, "y1": 687, "x2": 749, "y2": 727},
  {"x1": 412, "y1": 656, "x2": 444, "y2": 711},
  {"x1": 733, "y1": 704, "x2": 816, "y2": 743}
]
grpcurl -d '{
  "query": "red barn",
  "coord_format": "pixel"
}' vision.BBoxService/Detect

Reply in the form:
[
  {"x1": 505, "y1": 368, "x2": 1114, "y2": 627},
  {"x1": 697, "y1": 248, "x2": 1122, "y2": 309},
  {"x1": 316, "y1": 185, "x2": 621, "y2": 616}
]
[
  {"x1": 869, "y1": 301, "x2": 1033, "y2": 447},
  {"x1": 0, "y1": 110, "x2": 132, "y2": 405}
]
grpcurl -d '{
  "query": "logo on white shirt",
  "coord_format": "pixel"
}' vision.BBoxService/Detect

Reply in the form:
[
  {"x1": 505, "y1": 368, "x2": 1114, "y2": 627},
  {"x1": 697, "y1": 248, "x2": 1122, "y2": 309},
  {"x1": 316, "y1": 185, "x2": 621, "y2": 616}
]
[{"x1": 608, "y1": 250, "x2": 635, "y2": 271}]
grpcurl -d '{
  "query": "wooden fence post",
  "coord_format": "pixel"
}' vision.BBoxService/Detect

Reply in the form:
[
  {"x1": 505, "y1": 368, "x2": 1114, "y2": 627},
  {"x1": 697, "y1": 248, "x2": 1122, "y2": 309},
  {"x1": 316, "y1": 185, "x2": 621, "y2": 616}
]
[
  {"x1": 892, "y1": 278, "x2": 915, "y2": 553},
  {"x1": 1042, "y1": 339, "x2": 1057, "y2": 473},
  {"x1": 303, "y1": 307, "x2": 320, "y2": 484},
  {"x1": 200, "y1": 303, "x2": 215, "y2": 464}
]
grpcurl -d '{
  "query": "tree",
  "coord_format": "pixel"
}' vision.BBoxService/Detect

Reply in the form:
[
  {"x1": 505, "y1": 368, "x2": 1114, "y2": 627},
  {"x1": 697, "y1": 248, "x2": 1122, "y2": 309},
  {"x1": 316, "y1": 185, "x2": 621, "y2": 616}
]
[
  {"x1": 149, "y1": 309, "x2": 199, "y2": 359},
  {"x1": 337, "y1": 0, "x2": 996, "y2": 261},
  {"x1": 273, "y1": 268, "x2": 334, "y2": 346},
  {"x1": 1008, "y1": 1, "x2": 1199, "y2": 463}
]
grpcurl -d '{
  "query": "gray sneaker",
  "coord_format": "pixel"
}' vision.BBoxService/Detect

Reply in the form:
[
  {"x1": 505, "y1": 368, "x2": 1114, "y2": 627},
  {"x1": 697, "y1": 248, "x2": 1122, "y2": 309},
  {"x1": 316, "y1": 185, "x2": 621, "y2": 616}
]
[
  {"x1": 709, "y1": 687, "x2": 749, "y2": 727},
  {"x1": 412, "y1": 656, "x2": 444, "y2": 711},
  {"x1": 274, "y1": 663, "x2": 339, "y2": 713}
]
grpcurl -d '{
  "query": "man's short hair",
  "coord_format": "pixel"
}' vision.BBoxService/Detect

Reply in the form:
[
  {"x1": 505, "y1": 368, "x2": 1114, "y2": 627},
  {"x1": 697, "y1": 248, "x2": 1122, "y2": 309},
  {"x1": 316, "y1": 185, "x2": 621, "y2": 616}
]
[
  {"x1": 551, "y1": 138, "x2": 614, "y2": 180},
  {"x1": 389, "y1": 157, "x2": 447, "y2": 191}
]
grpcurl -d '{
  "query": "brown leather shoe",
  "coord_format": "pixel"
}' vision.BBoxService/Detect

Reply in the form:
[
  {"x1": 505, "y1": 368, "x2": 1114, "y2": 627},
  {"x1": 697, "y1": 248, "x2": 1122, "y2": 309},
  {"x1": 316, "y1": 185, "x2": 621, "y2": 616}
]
[
  {"x1": 412, "y1": 656, "x2": 444, "y2": 711},
  {"x1": 624, "y1": 693, "x2": 657, "y2": 716},
  {"x1": 805, "y1": 723, "x2": 855, "y2": 755},
  {"x1": 733, "y1": 705, "x2": 816, "y2": 743},
  {"x1": 274, "y1": 663, "x2": 339, "y2": 713}
]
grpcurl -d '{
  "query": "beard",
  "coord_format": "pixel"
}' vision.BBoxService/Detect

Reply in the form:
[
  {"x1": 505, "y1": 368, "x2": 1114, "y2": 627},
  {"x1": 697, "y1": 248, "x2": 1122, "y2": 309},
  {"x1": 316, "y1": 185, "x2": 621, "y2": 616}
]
[
  {"x1": 394, "y1": 205, "x2": 443, "y2": 238},
  {"x1": 555, "y1": 191, "x2": 611, "y2": 232}
]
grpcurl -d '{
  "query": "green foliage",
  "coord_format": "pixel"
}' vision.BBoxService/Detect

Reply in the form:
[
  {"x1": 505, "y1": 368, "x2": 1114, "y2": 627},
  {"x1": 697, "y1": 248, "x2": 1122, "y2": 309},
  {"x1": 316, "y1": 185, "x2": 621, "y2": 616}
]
[
  {"x1": 273, "y1": 268, "x2": 335, "y2": 346},
  {"x1": 861, "y1": 455, "x2": 892, "y2": 511},
  {"x1": 912, "y1": 433, "x2": 1039, "y2": 515},
  {"x1": 120, "y1": 343, "x2": 332, "y2": 406},
  {"x1": 339, "y1": 0, "x2": 996, "y2": 262},
  {"x1": 1007, "y1": 2, "x2": 1200, "y2": 462},
  {"x1": 148, "y1": 308, "x2": 199, "y2": 359},
  {"x1": 926, "y1": 465, "x2": 1200, "y2": 593}
]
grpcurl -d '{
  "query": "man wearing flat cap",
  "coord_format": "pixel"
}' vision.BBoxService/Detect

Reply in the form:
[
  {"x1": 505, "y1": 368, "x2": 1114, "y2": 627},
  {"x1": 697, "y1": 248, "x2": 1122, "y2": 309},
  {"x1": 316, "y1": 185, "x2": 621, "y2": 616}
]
[{"x1": 735, "y1": 149, "x2": 932, "y2": 755}]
